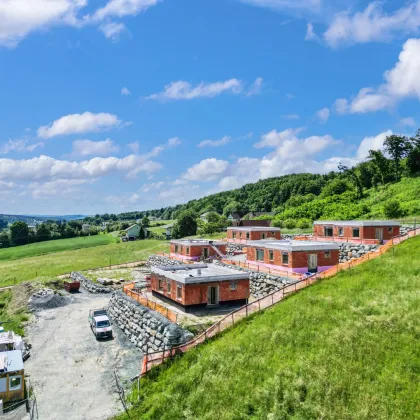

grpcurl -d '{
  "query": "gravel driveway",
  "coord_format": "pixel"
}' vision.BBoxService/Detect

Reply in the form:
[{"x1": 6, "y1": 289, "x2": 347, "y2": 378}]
[{"x1": 25, "y1": 291, "x2": 142, "y2": 420}]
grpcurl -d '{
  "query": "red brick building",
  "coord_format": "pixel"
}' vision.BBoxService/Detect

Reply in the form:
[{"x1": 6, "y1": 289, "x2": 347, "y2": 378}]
[
  {"x1": 246, "y1": 240, "x2": 339, "y2": 274},
  {"x1": 150, "y1": 264, "x2": 250, "y2": 311},
  {"x1": 170, "y1": 240, "x2": 227, "y2": 261},
  {"x1": 227, "y1": 227, "x2": 281, "y2": 244},
  {"x1": 313, "y1": 220, "x2": 400, "y2": 244}
]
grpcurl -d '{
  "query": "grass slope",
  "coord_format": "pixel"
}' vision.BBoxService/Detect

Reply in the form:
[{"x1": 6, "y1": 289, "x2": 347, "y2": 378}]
[
  {"x1": 0, "y1": 240, "x2": 169, "y2": 287},
  {"x1": 0, "y1": 235, "x2": 119, "y2": 262},
  {"x1": 119, "y1": 236, "x2": 420, "y2": 420}
]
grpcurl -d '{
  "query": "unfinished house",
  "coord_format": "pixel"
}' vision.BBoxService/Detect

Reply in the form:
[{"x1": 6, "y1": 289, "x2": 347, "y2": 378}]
[
  {"x1": 246, "y1": 240, "x2": 340, "y2": 274},
  {"x1": 313, "y1": 220, "x2": 400, "y2": 244},
  {"x1": 0, "y1": 350, "x2": 24, "y2": 403},
  {"x1": 227, "y1": 226, "x2": 281, "y2": 244},
  {"x1": 150, "y1": 264, "x2": 250, "y2": 312},
  {"x1": 170, "y1": 239, "x2": 227, "y2": 261}
]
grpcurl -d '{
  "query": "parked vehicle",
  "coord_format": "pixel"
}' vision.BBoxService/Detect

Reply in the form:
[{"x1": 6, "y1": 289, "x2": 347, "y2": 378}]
[{"x1": 88, "y1": 309, "x2": 113, "y2": 339}]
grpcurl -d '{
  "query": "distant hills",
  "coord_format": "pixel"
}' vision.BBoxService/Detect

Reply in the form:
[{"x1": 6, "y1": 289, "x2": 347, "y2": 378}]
[{"x1": 0, "y1": 214, "x2": 86, "y2": 225}]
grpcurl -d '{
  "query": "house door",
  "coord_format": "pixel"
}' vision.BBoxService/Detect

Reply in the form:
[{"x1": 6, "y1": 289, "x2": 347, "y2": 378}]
[
  {"x1": 207, "y1": 286, "x2": 219, "y2": 305},
  {"x1": 375, "y1": 228, "x2": 383, "y2": 242},
  {"x1": 308, "y1": 254, "x2": 318, "y2": 273},
  {"x1": 203, "y1": 248, "x2": 209, "y2": 258}
]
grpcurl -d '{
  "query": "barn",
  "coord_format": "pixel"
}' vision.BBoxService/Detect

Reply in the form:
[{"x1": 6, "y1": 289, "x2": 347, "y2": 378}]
[
  {"x1": 170, "y1": 239, "x2": 227, "y2": 261},
  {"x1": 313, "y1": 220, "x2": 400, "y2": 244},
  {"x1": 227, "y1": 227, "x2": 281, "y2": 244},
  {"x1": 150, "y1": 264, "x2": 250, "y2": 312},
  {"x1": 246, "y1": 240, "x2": 340, "y2": 274}
]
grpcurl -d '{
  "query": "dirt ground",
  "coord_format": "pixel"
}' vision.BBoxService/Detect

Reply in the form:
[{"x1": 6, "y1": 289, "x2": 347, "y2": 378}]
[{"x1": 25, "y1": 291, "x2": 142, "y2": 420}]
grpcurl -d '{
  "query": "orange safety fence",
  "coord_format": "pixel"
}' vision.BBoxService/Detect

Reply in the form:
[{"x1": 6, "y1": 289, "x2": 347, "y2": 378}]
[
  {"x1": 139, "y1": 228, "x2": 420, "y2": 377},
  {"x1": 123, "y1": 283, "x2": 181, "y2": 323}
]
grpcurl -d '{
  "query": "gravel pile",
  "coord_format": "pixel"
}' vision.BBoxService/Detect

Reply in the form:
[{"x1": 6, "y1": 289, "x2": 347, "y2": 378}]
[
  {"x1": 28, "y1": 288, "x2": 69, "y2": 311},
  {"x1": 147, "y1": 255, "x2": 184, "y2": 267},
  {"x1": 71, "y1": 272, "x2": 112, "y2": 293},
  {"x1": 213, "y1": 261, "x2": 295, "y2": 298},
  {"x1": 225, "y1": 243, "x2": 245, "y2": 257}
]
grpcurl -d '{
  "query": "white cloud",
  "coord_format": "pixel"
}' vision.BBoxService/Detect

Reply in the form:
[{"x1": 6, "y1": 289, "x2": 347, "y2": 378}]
[
  {"x1": 247, "y1": 77, "x2": 263, "y2": 96},
  {"x1": 282, "y1": 114, "x2": 300, "y2": 120},
  {"x1": 316, "y1": 107, "x2": 330, "y2": 123},
  {"x1": 140, "y1": 181, "x2": 164, "y2": 192},
  {"x1": 400, "y1": 117, "x2": 416, "y2": 127},
  {"x1": 30, "y1": 179, "x2": 91, "y2": 199},
  {"x1": 324, "y1": 1, "x2": 420, "y2": 48},
  {"x1": 71, "y1": 139, "x2": 119, "y2": 157},
  {"x1": 121, "y1": 87, "x2": 131, "y2": 95},
  {"x1": 0, "y1": 0, "x2": 87, "y2": 48},
  {"x1": 198, "y1": 135, "x2": 231, "y2": 148},
  {"x1": 167, "y1": 137, "x2": 181, "y2": 147},
  {"x1": 128, "y1": 141, "x2": 139, "y2": 153},
  {"x1": 337, "y1": 38, "x2": 420, "y2": 114},
  {"x1": 158, "y1": 184, "x2": 200, "y2": 202},
  {"x1": 356, "y1": 130, "x2": 392, "y2": 160},
  {"x1": 182, "y1": 158, "x2": 229, "y2": 181},
  {"x1": 305, "y1": 22, "x2": 319, "y2": 41},
  {"x1": 254, "y1": 127, "x2": 304, "y2": 148},
  {"x1": 0, "y1": 138, "x2": 44, "y2": 154},
  {"x1": 91, "y1": 0, "x2": 158, "y2": 21},
  {"x1": 146, "y1": 78, "x2": 243, "y2": 101},
  {"x1": 100, "y1": 22, "x2": 126, "y2": 40},
  {"x1": 334, "y1": 98, "x2": 349, "y2": 115},
  {"x1": 37, "y1": 112, "x2": 122, "y2": 138},
  {"x1": 0, "y1": 154, "x2": 161, "y2": 182}
]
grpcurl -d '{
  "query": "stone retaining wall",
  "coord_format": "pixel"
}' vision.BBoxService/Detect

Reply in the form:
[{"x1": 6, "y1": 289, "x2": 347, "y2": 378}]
[
  {"x1": 71, "y1": 271, "x2": 112, "y2": 293},
  {"x1": 147, "y1": 255, "x2": 184, "y2": 267},
  {"x1": 338, "y1": 243, "x2": 379, "y2": 263},
  {"x1": 107, "y1": 291, "x2": 193, "y2": 353}
]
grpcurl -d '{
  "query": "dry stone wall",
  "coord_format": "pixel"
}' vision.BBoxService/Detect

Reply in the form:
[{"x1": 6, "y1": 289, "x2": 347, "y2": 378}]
[
  {"x1": 147, "y1": 255, "x2": 184, "y2": 267},
  {"x1": 71, "y1": 272, "x2": 112, "y2": 293},
  {"x1": 107, "y1": 291, "x2": 193, "y2": 353}
]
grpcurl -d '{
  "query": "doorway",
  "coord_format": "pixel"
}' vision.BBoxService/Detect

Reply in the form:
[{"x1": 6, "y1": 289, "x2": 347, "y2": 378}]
[
  {"x1": 375, "y1": 228, "x2": 383, "y2": 242},
  {"x1": 308, "y1": 254, "x2": 318, "y2": 273},
  {"x1": 207, "y1": 286, "x2": 219, "y2": 305},
  {"x1": 203, "y1": 247, "x2": 209, "y2": 259}
]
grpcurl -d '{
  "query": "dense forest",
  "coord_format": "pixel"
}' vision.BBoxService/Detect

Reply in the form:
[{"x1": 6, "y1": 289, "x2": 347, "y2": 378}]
[{"x1": 114, "y1": 130, "x2": 420, "y2": 226}]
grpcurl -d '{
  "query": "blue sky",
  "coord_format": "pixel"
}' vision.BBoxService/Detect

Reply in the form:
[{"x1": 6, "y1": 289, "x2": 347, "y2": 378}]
[{"x1": 1, "y1": 0, "x2": 420, "y2": 215}]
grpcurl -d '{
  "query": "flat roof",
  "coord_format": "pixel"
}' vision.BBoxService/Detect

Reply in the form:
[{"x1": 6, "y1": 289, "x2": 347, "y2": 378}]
[
  {"x1": 314, "y1": 220, "x2": 400, "y2": 227},
  {"x1": 151, "y1": 264, "x2": 249, "y2": 284},
  {"x1": 227, "y1": 227, "x2": 281, "y2": 232},
  {"x1": 247, "y1": 240, "x2": 340, "y2": 251},
  {"x1": 0, "y1": 350, "x2": 24, "y2": 373},
  {"x1": 170, "y1": 239, "x2": 225, "y2": 246}
]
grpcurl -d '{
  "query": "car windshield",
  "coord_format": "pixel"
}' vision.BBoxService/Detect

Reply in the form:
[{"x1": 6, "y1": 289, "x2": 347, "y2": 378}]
[{"x1": 97, "y1": 320, "x2": 110, "y2": 328}]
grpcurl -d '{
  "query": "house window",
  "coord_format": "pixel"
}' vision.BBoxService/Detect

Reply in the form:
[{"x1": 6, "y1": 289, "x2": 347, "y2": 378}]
[
  {"x1": 175, "y1": 245, "x2": 179, "y2": 253},
  {"x1": 271, "y1": 232, "x2": 275, "y2": 237},
  {"x1": 261, "y1": 233, "x2": 266, "y2": 239},
  {"x1": 232, "y1": 231, "x2": 237, "y2": 239},
  {"x1": 167, "y1": 280, "x2": 171, "y2": 293},
  {"x1": 282, "y1": 253, "x2": 289, "y2": 265},
  {"x1": 269, "y1": 250, "x2": 274, "y2": 261},
  {"x1": 256, "y1": 249, "x2": 264, "y2": 261},
  {"x1": 239, "y1": 232, "x2": 243, "y2": 238},
  {"x1": 387, "y1": 227, "x2": 393, "y2": 233},
  {"x1": 158, "y1": 279, "x2": 164, "y2": 291},
  {"x1": 186, "y1": 246, "x2": 190, "y2": 255},
  {"x1": 230, "y1": 282, "x2": 237, "y2": 291},
  {"x1": 176, "y1": 284, "x2": 182, "y2": 300},
  {"x1": 353, "y1": 228, "x2": 360, "y2": 238},
  {"x1": 9, "y1": 376, "x2": 21, "y2": 391},
  {"x1": 324, "y1": 251, "x2": 331, "y2": 259},
  {"x1": 324, "y1": 226, "x2": 333, "y2": 237},
  {"x1": 180, "y1": 246, "x2": 183, "y2": 253},
  {"x1": 338, "y1": 227, "x2": 344, "y2": 236}
]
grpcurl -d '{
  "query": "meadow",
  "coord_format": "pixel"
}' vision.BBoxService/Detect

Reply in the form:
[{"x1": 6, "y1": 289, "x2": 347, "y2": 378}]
[
  {"x1": 0, "y1": 239, "x2": 169, "y2": 287},
  {"x1": 118, "y1": 236, "x2": 420, "y2": 420}
]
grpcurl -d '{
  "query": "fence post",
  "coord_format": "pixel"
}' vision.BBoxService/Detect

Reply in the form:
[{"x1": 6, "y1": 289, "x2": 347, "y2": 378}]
[
  {"x1": 258, "y1": 299, "x2": 261, "y2": 311},
  {"x1": 271, "y1": 294, "x2": 274, "y2": 306},
  {"x1": 231, "y1": 313, "x2": 234, "y2": 325}
]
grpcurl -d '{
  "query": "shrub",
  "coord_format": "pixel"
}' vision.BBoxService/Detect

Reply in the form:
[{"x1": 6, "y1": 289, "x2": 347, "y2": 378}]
[
  {"x1": 383, "y1": 199, "x2": 404, "y2": 218},
  {"x1": 283, "y1": 219, "x2": 297, "y2": 229},
  {"x1": 296, "y1": 218, "x2": 311, "y2": 229}
]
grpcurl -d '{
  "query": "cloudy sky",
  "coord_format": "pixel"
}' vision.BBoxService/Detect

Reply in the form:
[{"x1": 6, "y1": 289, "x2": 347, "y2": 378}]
[{"x1": 1, "y1": 0, "x2": 420, "y2": 215}]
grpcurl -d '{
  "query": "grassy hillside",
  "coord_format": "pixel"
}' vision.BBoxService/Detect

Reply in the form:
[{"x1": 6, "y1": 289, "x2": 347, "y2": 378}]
[
  {"x1": 0, "y1": 235, "x2": 119, "y2": 262},
  {"x1": 118, "y1": 236, "x2": 420, "y2": 420},
  {"x1": 0, "y1": 239, "x2": 169, "y2": 287}
]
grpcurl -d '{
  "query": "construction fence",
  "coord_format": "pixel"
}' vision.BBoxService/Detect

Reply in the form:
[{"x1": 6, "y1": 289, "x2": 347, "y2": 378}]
[{"x1": 140, "y1": 227, "x2": 420, "y2": 376}]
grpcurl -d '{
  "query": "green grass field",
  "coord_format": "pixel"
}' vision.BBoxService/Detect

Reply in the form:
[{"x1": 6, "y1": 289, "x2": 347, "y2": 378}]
[
  {"x1": 0, "y1": 235, "x2": 119, "y2": 262},
  {"x1": 0, "y1": 239, "x2": 169, "y2": 287},
  {"x1": 118, "y1": 236, "x2": 420, "y2": 420}
]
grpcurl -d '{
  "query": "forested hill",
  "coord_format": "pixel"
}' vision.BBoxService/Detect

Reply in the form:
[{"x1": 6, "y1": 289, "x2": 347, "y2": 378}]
[{"x1": 114, "y1": 132, "x2": 420, "y2": 224}]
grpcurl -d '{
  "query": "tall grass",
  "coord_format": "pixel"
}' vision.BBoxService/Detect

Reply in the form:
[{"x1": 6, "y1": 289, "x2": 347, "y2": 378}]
[{"x1": 117, "y1": 236, "x2": 420, "y2": 420}]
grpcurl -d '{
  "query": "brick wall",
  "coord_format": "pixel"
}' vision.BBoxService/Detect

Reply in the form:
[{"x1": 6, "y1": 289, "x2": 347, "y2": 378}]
[
  {"x1": 314, "y1": 224, "x2": 399, "y2": 241},
  {"x1": 228, "y1": 229, "x2": 281, "y2": 241},
  {"x1": 170, "y1": 243, "x2": 227, "y2": 258}
]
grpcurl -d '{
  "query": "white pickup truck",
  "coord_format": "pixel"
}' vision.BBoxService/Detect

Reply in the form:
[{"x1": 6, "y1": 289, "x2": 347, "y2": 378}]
[{"x1": 88, "y1": 309, "x2": 113, "y2": 339}]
